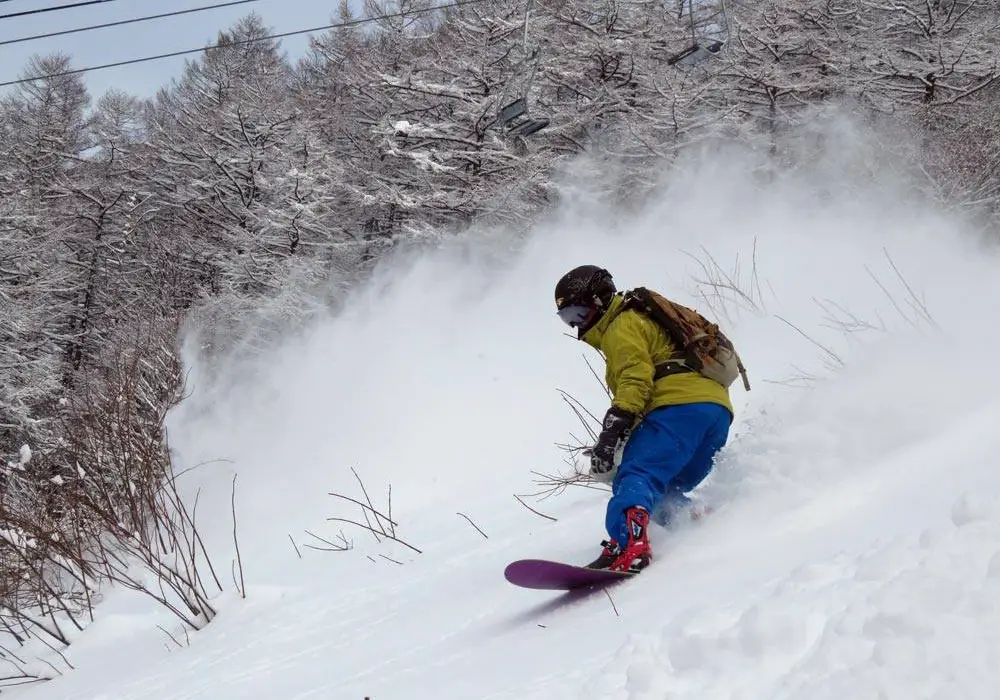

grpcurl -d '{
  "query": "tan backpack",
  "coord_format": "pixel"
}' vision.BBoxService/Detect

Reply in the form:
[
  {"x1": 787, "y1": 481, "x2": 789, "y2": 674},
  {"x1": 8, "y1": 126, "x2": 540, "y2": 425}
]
[{"x1": 622, "y1": 287, "x2": 751, "y2": 391}]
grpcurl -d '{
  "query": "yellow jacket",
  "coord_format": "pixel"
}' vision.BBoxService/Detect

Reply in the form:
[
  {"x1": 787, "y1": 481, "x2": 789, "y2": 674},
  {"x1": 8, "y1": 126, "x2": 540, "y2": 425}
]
[{"x1": 581, "y1": 294, "x2": 734, "y2": 419}]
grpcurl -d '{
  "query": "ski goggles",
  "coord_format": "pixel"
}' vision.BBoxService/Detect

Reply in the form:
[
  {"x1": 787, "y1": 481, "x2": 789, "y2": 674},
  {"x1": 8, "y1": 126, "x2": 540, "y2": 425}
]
[{"x1": 557, "y1": 304, "x2": 593, "y2": 328}]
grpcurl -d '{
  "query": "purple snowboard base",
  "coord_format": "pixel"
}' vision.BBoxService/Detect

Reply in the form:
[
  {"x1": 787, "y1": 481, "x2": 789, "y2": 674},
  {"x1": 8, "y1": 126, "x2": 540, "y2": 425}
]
[{"x1": 504, "y1": 558, "x2": 635, "y2": 591}]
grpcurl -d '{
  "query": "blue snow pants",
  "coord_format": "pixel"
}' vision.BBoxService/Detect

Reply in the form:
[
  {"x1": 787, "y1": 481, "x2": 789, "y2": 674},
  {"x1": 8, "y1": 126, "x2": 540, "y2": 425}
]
[{"x1": 606, "y1": 402, "x2": 732, "y2": 545}]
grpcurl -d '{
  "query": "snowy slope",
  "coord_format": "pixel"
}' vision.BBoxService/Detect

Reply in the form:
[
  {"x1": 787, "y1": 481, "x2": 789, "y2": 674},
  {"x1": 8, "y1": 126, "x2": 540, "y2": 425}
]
[{"x1": 14, "y1": 123, "x2": 1000, "y2": 700}]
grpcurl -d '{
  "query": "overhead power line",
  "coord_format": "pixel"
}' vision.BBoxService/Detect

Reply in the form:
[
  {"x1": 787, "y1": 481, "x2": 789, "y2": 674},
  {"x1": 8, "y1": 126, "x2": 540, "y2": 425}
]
[
  {"x1": 1, "y1": 0, "x2": 118, "y2": 21},
  {"x1": 0, "y1": 0, "x2": 492, "y2": 89},
  {"x1": 1, "y1": 0, "x2": 267, "y2": 48}
]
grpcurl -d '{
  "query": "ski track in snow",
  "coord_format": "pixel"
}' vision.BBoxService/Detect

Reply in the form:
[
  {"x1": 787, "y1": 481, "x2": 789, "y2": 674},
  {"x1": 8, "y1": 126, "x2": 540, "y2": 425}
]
[{"x1": 13, "y1": 123, "x2": 1000, "y2": 699}]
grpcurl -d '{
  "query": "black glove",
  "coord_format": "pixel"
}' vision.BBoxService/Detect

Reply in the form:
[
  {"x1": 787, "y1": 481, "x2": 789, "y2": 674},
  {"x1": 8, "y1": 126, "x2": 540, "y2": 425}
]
[{"x1": 589, "y1": 406, "x2": 635, "y2": 476}]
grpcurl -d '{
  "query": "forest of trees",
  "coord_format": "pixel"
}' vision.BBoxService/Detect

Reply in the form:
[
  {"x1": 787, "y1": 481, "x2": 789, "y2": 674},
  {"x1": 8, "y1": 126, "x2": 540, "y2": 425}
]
[{"x1": 0, "y1": 0, "x2": 996, "y2": 672}]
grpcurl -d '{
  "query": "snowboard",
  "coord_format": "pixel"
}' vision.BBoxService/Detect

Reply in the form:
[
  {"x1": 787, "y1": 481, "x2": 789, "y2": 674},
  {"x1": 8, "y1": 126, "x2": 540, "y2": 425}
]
[{"x1": 504, "y1": 558, "x2": 636, "y2": 591}]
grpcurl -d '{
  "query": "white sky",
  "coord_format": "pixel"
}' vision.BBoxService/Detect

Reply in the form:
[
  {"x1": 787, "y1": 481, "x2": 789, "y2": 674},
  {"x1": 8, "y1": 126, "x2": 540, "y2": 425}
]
[{"x1": 0, "y1": 0, "x2": 364, "y2": 100}]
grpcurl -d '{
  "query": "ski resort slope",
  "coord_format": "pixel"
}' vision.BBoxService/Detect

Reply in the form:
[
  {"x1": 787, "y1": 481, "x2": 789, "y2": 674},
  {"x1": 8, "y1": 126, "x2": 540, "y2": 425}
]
[{"x1": 18, "y1": 124, "x2": 1000, "y2": 700}]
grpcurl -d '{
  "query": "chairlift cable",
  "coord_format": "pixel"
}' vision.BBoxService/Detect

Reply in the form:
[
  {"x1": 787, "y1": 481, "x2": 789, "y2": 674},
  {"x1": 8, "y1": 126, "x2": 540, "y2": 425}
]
[
  {"x1": 1, "y1": 0, "x2": 268, "y2": 48},
  {"x1": 0, "y1": 0, "x2": 492, "y2": 88},
  {"x1": 1, "y1": 0, "x2": 118, "y2": 21}
]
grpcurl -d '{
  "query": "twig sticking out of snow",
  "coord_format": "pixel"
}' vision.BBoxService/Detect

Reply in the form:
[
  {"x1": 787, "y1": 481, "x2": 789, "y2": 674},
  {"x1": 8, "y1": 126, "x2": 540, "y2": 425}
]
[
  {"x1": 456, "y1": 512, "x2": 488, "y2": 539},
  {"x1": 302, "y1": 529, "x2": 352, "y2": 553},
  {"x1": 327, "y1": 468, "x2": 422, "y2": 555},
  {"x1": 603, "y1": 588, "x2": 620, "y2": 617},
  {"x1": 513, "y1": 494, "x2": 558, "y2": 522},
  {"x1": 231, "y1": 474, "x2": 246, "y2": 599},
  {"x1": 288, "y1": 534, "x2": 303, "y2": 559}
]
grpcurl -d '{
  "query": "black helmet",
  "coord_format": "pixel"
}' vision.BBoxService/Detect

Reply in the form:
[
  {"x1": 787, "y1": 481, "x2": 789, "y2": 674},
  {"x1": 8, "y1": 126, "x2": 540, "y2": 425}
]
[{"x1": 554, "y1": 265, "x2": 617, "y2": 334}]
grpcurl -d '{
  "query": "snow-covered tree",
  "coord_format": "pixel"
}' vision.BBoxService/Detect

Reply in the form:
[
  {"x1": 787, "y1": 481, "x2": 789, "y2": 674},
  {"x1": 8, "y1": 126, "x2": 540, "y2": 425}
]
[
  {"x1": 144, "y1": 14, "x2": 302, "y2": 299},
  {"x1": 843, "y1": 0, "x2": 998, "y2": 109},
  {"x1": 0, "y1": 56, "x2": 92, "y2": 454},
  {"x1": 845, "y1": 0, "x2": 1000, "y2": 214},
  {"x1": 3, "y1": 2, "x2": 999, "y2": 459},
  {"x1": 704, "y1": 0, "x2": 859, "y2": 158}
]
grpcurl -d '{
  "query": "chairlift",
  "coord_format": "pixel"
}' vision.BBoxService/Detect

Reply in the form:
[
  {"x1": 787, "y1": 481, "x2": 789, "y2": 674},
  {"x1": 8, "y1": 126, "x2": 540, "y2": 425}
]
[
  {"x1": 490, "y1": 0, "x2": 550, "y2": 140},
  {"x1": 666, "y1": 39, "x2": 725, "y2": 68},
  {"x1": 666, "y1": 0, "x2": 729, "y2": 70},
  {"x1": 493, "y1": 96, "x2": 550, "y2": 138}
]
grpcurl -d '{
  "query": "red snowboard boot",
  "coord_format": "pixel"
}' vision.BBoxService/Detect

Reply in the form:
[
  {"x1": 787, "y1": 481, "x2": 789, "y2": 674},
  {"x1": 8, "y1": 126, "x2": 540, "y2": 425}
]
[{"x1": 585, "y1": 506, "x2": 652, "y2": 573}]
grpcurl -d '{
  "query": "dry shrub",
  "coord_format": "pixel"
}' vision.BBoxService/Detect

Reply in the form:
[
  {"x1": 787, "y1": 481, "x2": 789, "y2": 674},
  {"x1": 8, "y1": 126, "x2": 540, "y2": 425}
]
[{"x1": 0, "y1": 321, "x2": 236, "y2": 686}]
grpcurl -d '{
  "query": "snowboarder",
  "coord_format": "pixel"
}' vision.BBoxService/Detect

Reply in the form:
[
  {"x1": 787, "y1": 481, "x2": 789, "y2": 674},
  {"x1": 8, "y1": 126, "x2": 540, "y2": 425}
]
[{"x1": 554, "y1": 265, "x2": 736, "y2": 573}]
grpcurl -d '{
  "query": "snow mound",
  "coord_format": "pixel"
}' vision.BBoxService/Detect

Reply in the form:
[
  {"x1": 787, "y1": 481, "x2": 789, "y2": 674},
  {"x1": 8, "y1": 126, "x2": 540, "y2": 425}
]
[{"x1": 595, "y1": 494, "x2": 1000, "y2": 700}]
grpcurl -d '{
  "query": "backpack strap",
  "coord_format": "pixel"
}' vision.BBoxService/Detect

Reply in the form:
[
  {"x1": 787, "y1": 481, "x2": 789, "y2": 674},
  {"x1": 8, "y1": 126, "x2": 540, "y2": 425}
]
[
  {"x1": 652, "y1": 360, "x2": 694, "y2": 382},
  {"x1": 620, "y1": 288, "x2": 687, "y2": 361},
  {"x1": 621, "y1": 289, "x2": 694, "y2": 381}
]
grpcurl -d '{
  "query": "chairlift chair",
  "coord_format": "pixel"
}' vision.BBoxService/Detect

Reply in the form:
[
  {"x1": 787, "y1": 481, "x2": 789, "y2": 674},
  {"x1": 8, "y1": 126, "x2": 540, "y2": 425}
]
[
  {"x1": 666, "y1": 0, "x2": 729, "y2": 69},
  {"x1": 493, "y1": 96, "x2": 550, "y2": 138},
  {"x1": 666, "y1": 39, "x2": 725, "y2": 68}
]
